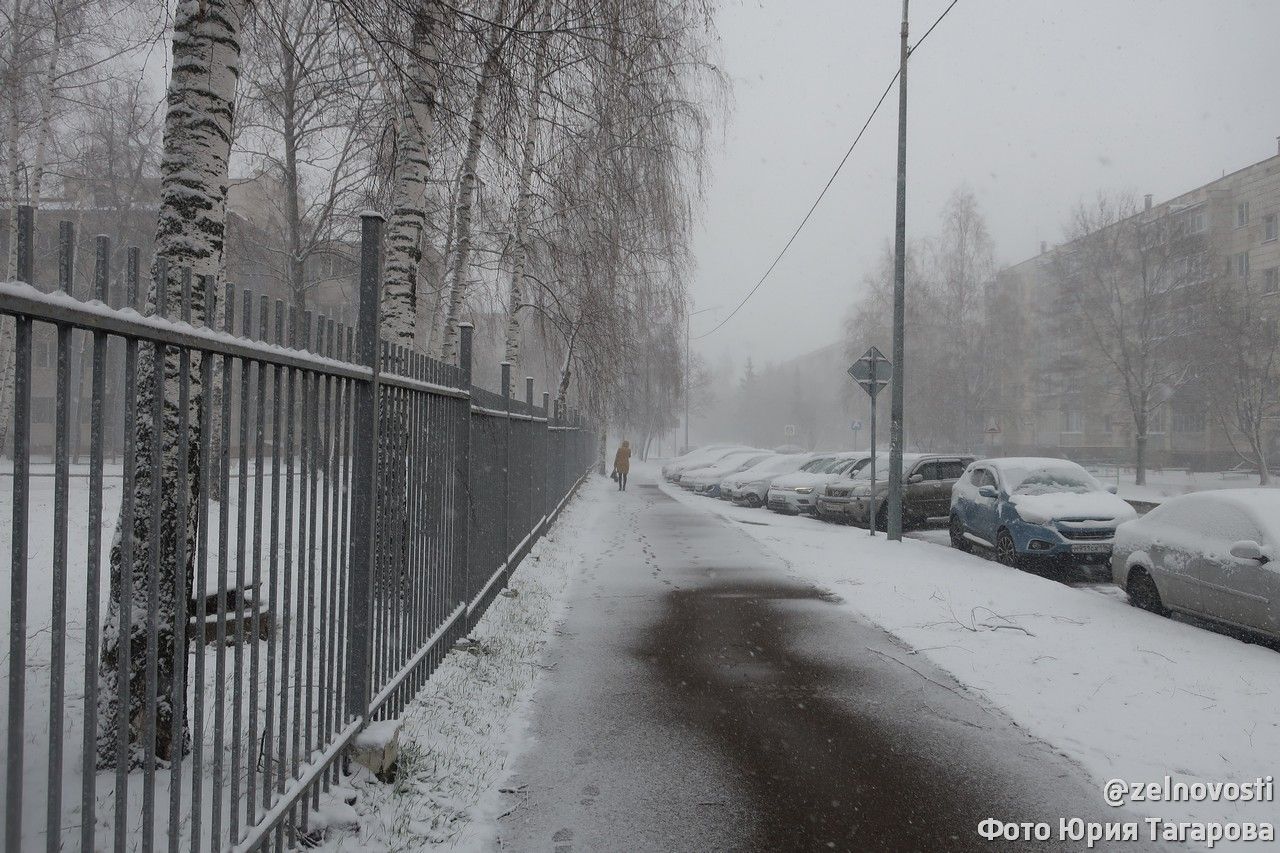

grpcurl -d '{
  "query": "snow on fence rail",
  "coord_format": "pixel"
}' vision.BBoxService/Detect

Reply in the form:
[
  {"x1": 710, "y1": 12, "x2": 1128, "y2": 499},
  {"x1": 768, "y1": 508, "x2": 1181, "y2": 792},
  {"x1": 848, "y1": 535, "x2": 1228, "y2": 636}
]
[{"x1": 0, "y1": 207, "x2": 596, "y2": 852}]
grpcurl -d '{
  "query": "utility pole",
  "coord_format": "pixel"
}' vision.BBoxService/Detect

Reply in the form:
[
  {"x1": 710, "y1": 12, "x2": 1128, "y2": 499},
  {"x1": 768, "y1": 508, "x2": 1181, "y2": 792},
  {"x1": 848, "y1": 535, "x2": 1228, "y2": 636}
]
[{"x1": 886, "y1": 0, "x2": 909, "y2": 541}]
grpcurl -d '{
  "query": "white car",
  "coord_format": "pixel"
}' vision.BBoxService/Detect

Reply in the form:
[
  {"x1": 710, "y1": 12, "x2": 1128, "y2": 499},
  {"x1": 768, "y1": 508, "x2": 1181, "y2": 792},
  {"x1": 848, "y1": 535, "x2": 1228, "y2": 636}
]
[
  {"x1": 766, "y1": 452, "x2": 868, "y2": 515},
  {"x1": 677, "y1": 448, "x2": 767, "y2": 490},
  {"x1": 682, "y1": 451, "x2": 776, "y2": 496},
  {"x1": 721, "y1": 453, "x2": 813, "y2": 507},
  {"x1": 662, "y1": 445, "x2": 749, "y2": 482},
  {"x1": 1111, "y1": 489, "x2": 1280, "y2": 640}
]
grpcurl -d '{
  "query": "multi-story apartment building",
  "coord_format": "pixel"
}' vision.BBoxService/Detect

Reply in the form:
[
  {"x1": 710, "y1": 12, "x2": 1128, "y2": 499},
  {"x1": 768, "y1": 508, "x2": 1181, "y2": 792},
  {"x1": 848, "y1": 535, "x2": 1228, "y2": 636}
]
[{"x1": 985, "y1": 143, "x2": 1280, "y2": 470}]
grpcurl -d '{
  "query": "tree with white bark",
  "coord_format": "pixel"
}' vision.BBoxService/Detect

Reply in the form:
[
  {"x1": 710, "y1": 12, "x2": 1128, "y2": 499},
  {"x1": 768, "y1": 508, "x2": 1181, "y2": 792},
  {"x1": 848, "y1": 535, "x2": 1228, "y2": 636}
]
[{"x1": 96, "y1": 0, "x2": 247, "y2": 766}]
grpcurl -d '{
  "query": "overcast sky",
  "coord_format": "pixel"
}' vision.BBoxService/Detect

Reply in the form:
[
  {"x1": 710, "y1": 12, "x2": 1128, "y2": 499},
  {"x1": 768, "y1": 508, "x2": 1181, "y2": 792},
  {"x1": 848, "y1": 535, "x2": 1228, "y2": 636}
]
[{"x1": 689, "y1": 0, "x2": 1280, "y2": 370}]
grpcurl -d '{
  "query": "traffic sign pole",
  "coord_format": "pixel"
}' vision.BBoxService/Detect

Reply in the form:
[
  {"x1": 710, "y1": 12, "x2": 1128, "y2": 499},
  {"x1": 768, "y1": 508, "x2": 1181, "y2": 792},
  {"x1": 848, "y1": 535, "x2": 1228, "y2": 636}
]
[
  {"x1": 868, "y1": 374, "x2": 878, "y2": 537},
  {"x1": 848, "y1": 346, "x2": 891, "y2": 537}
]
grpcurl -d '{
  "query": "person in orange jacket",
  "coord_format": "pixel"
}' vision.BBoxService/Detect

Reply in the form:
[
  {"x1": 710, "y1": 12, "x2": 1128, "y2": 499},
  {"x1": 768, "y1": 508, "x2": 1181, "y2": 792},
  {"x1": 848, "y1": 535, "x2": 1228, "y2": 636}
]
[{"x1": 613, "y1": 440, "x2": 632, "y2": 491}]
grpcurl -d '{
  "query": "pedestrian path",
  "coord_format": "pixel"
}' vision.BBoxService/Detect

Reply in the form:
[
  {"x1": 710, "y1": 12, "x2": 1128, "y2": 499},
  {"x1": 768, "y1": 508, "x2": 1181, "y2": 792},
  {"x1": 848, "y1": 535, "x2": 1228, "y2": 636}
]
[{"x1": 491, "y1": 465, "x2": 1154, "y2": 852}]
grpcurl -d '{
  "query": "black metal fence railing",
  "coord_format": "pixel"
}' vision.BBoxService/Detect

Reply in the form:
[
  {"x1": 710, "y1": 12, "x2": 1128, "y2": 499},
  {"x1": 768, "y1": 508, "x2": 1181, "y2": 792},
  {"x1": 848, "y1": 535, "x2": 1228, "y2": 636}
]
[{"x1": 0, "y1": 208, "x2": 596, "y2": 852}]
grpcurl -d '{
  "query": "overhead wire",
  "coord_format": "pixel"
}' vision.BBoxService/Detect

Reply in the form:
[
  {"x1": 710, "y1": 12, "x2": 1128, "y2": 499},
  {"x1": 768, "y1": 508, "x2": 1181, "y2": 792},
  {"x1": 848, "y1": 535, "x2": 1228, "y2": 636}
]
[{"x1": 701, "y1": 0, "x2": 962, "y2": 338}]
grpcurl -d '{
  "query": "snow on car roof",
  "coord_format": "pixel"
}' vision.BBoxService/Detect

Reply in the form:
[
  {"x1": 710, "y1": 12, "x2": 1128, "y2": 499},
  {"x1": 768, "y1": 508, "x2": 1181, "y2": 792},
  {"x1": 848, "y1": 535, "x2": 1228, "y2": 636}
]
[{"x1": 1200, "y1": 489, "x2": 1280, "y2": 537}]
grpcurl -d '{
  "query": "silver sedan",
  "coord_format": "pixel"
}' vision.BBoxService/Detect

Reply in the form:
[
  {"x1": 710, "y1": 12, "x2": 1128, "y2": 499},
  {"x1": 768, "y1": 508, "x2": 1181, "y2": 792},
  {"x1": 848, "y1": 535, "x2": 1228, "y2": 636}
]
[{"x1": 1111, "y1": 489, "x2": 1280, "y2": 640}]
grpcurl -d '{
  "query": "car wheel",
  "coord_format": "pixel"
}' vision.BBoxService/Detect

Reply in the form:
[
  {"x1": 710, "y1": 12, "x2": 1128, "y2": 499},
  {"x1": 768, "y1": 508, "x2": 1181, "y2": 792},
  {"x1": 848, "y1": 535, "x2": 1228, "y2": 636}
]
[
  {"x1": 746, "y1": 495, "x2": 761, "y2": 508},
  {"x1": 995, "y1": 529, "x2": 1022, "y2": 568},
  {"x1": 1127, "y1": 568, "x2": 1169, "y2": 617},
  {"x1": 949, "y1": 515, "x2": 972, "y2": 552}
]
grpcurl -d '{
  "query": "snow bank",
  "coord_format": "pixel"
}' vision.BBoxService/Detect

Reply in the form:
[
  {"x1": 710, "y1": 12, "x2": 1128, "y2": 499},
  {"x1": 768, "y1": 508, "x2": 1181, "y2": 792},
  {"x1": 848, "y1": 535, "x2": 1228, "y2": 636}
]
[
  {"x1": 318, "y1": 474, "x2": 611, "y2": 851},
  {"x1": 660, "y1": 477, "x2": 1280, "y2": 842}
]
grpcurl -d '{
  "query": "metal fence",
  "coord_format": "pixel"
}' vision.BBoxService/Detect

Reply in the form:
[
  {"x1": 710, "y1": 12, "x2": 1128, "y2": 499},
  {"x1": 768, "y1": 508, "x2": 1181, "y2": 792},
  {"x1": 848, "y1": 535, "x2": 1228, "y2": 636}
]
[{"x1": 0, "y1": 208, "x2": 596, "y2": 852}]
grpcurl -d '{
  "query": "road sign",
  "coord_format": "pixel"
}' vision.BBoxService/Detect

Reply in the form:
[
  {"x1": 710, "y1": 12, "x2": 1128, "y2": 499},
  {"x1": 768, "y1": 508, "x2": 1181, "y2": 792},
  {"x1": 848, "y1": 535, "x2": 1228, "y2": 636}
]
[
  {"x1": 851, "y1": 420, "x2": 863, "y2": 431},
  {"x1": 784, "y1": 424, "x2": 797, "y2": 437},
  {"x1": 848, "y1": 346, "x2": 891, "y2": 398},
  {"x1": 847, "y1": 346, "x2": 891, "y2": 537}
]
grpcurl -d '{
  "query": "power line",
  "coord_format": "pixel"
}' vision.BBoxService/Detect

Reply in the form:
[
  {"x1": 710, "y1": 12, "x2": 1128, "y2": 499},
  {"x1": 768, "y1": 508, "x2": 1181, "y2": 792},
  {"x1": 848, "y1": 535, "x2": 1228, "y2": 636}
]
[{"x1": 694, "y1": 0, "x2": 960, "y2": 341}]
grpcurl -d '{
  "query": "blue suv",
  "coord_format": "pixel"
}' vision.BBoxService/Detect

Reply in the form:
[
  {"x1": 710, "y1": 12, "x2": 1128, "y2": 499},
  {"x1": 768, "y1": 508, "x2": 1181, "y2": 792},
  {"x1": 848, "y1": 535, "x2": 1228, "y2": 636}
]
[{"x1": 949, "y1": 458, "x2": 1137, "y2": 567}]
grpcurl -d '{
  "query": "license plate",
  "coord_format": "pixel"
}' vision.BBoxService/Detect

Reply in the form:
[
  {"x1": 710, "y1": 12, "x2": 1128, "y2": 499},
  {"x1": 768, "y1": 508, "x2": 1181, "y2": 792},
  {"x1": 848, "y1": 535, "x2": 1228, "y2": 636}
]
[{"x1": 1072, "y1": 543, "x2": 1110, "y2": 554}]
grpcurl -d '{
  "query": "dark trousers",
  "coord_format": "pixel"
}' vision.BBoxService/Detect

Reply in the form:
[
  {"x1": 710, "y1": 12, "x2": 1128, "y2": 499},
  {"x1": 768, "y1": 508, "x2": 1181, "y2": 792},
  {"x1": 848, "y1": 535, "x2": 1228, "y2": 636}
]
[{"x1": 617, "y1": 470, "x2": 628, "y2": 490}]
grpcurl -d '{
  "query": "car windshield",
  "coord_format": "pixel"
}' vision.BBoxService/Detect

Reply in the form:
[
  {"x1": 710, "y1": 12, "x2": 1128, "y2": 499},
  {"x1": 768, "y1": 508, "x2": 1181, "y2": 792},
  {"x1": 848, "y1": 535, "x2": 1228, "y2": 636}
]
[
  {"x1": 801, "y1": 457, "x2": 834, "y2": 472},
  {"x1": 829, "y1": 457, "x2": 862, "y2": 475},
  {"x1": 1007, "y1": 465, "x2": 1100, "y2": 495}
]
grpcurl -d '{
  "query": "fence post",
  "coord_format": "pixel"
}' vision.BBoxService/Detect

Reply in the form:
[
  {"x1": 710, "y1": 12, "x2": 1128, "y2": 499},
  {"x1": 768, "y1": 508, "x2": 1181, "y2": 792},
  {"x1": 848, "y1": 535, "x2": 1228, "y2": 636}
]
[
  {"x1": 457, "y1": 323, "x2": 473, "y2": 626},
  {"x1": 345, "y1": 212, "x2": 383, "y2": 724}
]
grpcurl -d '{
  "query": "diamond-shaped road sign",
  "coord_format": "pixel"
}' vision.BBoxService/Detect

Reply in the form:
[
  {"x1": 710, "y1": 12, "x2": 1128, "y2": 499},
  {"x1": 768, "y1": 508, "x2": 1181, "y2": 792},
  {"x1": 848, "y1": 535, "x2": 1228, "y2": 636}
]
[{"x1": 847, "y1": 346, "x2": 891, "y2": 397}]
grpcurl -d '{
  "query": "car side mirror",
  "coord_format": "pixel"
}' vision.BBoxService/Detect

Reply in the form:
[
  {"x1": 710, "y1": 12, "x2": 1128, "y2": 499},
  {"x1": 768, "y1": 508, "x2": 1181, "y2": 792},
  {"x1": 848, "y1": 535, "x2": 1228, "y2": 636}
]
[
  {"x1": 1106, "y1": 484, "x2": 1119, "y2": 495},
  {"x1": 1229, "y1": 540, "x2": 1270, "y2": 563},
  {"x1": 977, "y1": 485, "x2": 998, "y2": 499},
  {"x1": 908, "y1": 473, "x2": 924, "y2": 484}
]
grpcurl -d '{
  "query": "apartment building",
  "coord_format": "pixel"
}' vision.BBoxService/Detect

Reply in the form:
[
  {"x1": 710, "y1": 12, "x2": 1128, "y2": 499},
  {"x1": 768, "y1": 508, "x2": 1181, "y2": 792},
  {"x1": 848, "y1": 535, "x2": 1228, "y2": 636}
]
[{"x1": 984, "y1": 144, "x2": 1280, "y2": 470}]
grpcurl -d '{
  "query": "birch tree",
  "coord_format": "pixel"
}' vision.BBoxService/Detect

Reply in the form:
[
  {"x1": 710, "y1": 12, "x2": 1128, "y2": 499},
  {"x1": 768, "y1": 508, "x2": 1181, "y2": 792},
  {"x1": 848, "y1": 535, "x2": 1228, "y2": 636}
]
[{"x1": 96, "y1": 0, "x2": 246, "y2": 765}]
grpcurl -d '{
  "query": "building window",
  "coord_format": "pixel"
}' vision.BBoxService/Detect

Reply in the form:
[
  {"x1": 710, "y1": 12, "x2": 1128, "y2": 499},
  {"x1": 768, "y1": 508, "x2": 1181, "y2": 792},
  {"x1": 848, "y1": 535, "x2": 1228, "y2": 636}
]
[
  {"x1": 1235, "y1": 252, "x2": 1250, "y2": 280},
  {"x1": 1060, "y1": 410, "x2": 1083, "y2": 433},
  {"x1": 1236, "y1": 202, "x2": 1250, "y2": 228},
  {"x1": 1187, "y1": 208, "x2": 1209, "y2": 234},
  {"x1": 1147, "y1": 408, "x2": 1167, "y2": 434},
  {"x1": 1265, "y1": 213, "x2": 1279, "y2": 242},
  {"x1": 1172, "y1": 411, "x2": 1206, "y2": 433},
  {"x1": 1266, "y1": 268, "x2": 1279, "y2": 295}
]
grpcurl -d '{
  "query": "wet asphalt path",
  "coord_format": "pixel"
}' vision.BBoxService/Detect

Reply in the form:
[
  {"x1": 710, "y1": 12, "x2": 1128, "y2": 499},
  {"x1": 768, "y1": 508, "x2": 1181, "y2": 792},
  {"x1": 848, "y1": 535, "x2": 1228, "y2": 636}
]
[{"x1": 493, "y1": 471, "x2": 1156, "y2": 852}]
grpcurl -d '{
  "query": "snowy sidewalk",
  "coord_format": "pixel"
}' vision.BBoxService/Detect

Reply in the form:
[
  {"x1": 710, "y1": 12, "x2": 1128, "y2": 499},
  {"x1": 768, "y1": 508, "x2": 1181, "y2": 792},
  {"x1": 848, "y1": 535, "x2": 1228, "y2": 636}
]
[{"x1": 488, "y1": 465, "x2": 1150, "y2": 852}]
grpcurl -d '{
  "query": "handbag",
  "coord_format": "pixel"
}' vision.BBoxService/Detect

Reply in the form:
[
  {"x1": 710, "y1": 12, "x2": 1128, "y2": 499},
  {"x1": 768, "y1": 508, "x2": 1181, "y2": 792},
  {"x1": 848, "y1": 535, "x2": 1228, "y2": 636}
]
[{"x1": 611, "y1": 469, "x2": 620, "y2": 482}]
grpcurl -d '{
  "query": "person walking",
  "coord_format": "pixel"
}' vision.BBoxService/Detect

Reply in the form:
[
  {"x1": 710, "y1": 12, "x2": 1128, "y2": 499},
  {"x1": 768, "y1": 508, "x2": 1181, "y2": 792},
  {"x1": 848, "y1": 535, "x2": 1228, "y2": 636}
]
[{"x1": 613, "y1": 440, "x2": 632, "y2": 491}]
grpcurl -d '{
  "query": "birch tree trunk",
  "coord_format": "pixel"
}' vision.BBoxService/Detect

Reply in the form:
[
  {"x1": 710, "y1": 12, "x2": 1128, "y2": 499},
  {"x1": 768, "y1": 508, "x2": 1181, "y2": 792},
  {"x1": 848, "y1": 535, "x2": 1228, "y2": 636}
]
[
  {"x1": 0, "y1": 0, "x2": 27, "y2": 456},
  {"x1": 96, "y1": 0, "x2": 245, "y2": 767},
  {"x1": 502, "y1": 24, "x2": 549, "y2": 379},
  {"x1": 381, "y1": 0, "x2": 444, "y2": 348},
  {"x1": 439, "y1": 0, "x2": 509, "y2": 363}
]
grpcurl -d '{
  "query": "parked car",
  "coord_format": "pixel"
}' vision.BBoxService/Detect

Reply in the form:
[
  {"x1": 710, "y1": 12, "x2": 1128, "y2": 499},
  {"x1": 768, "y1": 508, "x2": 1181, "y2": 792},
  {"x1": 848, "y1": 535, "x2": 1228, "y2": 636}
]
[
  {"x1": 949, "y1": 457, "x2": 1137, "y2": 567},
  {"x1": 682, "y1": 451, "x2": 776, "y2": 497},
  {"x1": 721, "y1": 453, "x2": 813, "y2": 506},
  {"x1": 663, "y1": 445, "x2": 748, "y2": 482},
  {"x1": 677, "y1": 448, "x2": 767, "y2": 490},
  {"x1": 1111, "y1": 489, "x2": 1280, "y2": 640},
  {"x1": 818, "y1": 453, "x2": 973, "y2": 529},
  {"x1": 767, "y1": 452, "x2": 868, "y2": 515}
]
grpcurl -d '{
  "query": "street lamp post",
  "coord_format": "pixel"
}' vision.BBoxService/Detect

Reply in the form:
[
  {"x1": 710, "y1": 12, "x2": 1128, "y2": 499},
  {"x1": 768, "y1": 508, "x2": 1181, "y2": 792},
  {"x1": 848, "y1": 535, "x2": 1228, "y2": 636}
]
[{"x1": 887, "y1": 0, "x2": 910, "y2": 541}]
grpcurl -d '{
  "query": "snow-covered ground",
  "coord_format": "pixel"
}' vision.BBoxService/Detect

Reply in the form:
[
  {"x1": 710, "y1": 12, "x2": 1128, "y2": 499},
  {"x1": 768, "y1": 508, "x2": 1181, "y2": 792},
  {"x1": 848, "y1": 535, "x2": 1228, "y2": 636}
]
[
  {"x1": 1, "y1": 460, "x2": 353, "y2": 850},
  {"x1": 1080, "y1": 463, "x2": 1280, "y2": 504},
  {"x1": 658, "y1": 466, "x2": 1280, "y2": 839},
  {"x1": 317, "y1": 473, "x2": 610, "y2": 851}
]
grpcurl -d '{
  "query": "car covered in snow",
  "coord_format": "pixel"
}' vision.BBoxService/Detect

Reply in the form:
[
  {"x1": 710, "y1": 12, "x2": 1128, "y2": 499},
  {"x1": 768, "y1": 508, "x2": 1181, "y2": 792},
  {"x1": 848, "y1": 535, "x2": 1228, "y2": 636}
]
[
  {"x1": 1111, "y1": 489, "x2": 1280, "y2": 639},
  {"x1": 949, "y1": 457, "x2": 1137, "y2": 567},
  {"x1": 662, "y1": 444, "x2": 749, "y2": 482},
  {"x1": 766, "y1": 452, "x2": 868, "y2": 515},
  {"x1": 818, "y1": 453, "x2": 973, "y2": 529},
  {"x1": 720, "y1": 453, "x2": 813, "y2": 507},
  {"x1": 681, "y1": 451, "x2": 776, "y2": 497}
]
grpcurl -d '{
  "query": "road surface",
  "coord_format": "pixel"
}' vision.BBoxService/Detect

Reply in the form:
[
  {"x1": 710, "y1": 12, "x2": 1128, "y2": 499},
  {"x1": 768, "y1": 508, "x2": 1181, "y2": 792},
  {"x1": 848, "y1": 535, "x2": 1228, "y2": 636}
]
[{"x1": 492, "y1": 469, "x2": 1156, "y2": 852}]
